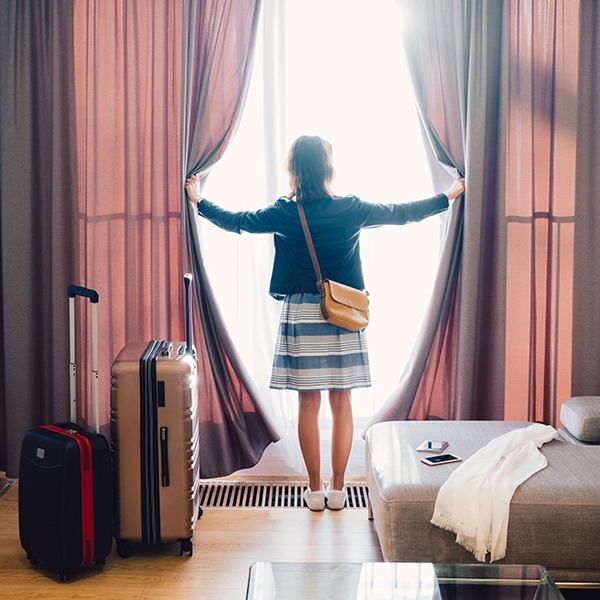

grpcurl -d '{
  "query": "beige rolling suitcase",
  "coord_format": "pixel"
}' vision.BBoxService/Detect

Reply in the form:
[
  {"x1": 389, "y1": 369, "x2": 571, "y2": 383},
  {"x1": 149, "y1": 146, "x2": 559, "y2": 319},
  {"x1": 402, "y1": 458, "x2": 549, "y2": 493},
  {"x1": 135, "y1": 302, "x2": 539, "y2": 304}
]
[{"x1": 110, "y1": 274, "x2": 200, "y2": 557}]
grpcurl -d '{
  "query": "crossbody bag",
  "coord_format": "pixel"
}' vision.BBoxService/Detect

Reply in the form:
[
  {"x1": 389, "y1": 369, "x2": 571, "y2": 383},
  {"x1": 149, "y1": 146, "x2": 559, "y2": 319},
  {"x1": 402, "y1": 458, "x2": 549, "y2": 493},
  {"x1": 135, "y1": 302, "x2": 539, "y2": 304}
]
[{"x1": 296, "y1": 201, "x2": 369, "y2": 331}]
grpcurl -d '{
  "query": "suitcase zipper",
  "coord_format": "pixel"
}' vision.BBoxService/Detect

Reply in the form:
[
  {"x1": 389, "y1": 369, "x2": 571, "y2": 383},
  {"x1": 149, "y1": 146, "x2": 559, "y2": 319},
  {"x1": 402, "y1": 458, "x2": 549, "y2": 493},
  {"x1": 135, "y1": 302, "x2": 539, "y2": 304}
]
[
  {"x1": 139, "y1": 340, "x2": 164, "y2": 545},
  {"x1": 39, "y1": 425, "x2": 95, "y2": 566}
]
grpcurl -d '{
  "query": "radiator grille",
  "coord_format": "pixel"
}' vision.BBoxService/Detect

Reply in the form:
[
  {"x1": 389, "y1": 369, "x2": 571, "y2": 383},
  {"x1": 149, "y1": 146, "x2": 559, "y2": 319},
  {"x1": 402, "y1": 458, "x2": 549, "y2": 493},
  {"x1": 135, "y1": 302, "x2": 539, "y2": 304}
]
[{"x1": 198, "y1": 480, "x2": 369, "y2": 509}]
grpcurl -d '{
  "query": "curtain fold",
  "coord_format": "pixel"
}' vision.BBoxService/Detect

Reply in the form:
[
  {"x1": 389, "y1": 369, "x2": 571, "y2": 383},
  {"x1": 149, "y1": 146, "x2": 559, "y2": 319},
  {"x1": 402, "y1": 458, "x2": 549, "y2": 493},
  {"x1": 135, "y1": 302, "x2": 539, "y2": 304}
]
[
  {"x1": 0, "y1": 0, "x2": 79, "y2": 476},
  {"x1": 369, "y1": 0, "x2": 590, "y2": 429},
  {"x1": 181, "y1": 0, "x2": 280, "y2": 478},
  {"x1": 369, "y1": 0, "x2": 502, "y2": 425},
  {"x1": 572, "y1": 1, "x2": 600, "y2": 397}
]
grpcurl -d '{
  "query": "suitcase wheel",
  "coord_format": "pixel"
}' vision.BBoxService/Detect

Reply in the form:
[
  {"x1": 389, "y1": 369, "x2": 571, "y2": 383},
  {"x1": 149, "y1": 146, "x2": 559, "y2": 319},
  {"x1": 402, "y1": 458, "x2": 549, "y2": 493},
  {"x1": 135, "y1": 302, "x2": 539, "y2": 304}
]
[
  {"x1": 95, "y1": 560, "x2": 105, "y2": 571},
  {"x1": 26, "y1": 553, "x2": 38, "y2": 565},
  {"x1": 59, "y1": 572, "x2": 68, "y2": 583},
  {"x1": 116, "y1": 539, "x2": 134, "y2": 559},
  {"x1": 179, "y1": 538, "x2": 193, "y2": 557}
]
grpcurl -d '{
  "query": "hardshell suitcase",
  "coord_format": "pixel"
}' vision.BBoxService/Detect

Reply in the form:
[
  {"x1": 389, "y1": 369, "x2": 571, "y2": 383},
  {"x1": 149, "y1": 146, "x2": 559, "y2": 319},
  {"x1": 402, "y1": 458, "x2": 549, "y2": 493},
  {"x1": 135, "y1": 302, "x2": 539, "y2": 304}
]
[
  {"x1": 18, "y1": 286, "x2": 113, "y2": 581},
  {"x1": 110, "y1": 274, "x2": 200, "y2": 557}
]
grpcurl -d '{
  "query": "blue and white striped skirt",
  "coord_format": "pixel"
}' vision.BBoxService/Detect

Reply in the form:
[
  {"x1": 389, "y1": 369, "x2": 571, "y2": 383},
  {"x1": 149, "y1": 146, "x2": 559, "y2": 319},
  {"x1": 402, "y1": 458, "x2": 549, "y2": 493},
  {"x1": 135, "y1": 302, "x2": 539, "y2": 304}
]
[{"x1": 269, "y1": 293, "x2": 372, "y2": 392}]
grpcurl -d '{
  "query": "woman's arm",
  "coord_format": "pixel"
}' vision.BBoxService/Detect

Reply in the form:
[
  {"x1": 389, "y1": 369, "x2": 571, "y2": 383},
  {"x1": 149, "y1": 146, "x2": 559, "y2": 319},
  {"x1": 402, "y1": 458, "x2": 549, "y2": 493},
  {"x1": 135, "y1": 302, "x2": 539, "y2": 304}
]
[
  {"x1": 185, "y1": 175, "x2": 279, "y2": 234},
  {"x1": 359, "y1": 178, "x2": 465, "y2": 228}
]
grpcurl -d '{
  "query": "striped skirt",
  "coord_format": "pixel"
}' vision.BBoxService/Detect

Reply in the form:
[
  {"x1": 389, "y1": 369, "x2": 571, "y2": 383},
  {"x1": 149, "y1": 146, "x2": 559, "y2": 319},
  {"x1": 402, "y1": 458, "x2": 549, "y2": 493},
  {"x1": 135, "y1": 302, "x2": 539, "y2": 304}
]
[{"x1": 269, "y1": 293, "x2": 371, "y2": 392}]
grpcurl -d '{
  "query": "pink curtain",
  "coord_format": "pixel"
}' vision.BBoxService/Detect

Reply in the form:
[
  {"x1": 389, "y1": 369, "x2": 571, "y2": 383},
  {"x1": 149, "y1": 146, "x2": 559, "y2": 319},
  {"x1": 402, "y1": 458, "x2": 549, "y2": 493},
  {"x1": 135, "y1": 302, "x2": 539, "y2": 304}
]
[
  {"x1": 503, "y1": 0, "x2": 581, "y2": 425},
  {"x1": 368, "y1": 0, "x2": 594, "y2": 428},
  {"x1": 72, "y1": 0, "x2": 186, "y2": 434},
  {"x1": 0, "y1": 0, "x2": 277, "y2": 477},
  {"x1": 71, "y1": 0, "x2": 278, "y2": 475}
]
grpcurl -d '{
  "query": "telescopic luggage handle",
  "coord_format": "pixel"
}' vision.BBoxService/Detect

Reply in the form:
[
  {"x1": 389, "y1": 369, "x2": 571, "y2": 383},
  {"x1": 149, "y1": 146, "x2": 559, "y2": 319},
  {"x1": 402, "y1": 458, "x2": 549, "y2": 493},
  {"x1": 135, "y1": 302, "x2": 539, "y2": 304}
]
[
  {"x1": 183, "y1": 273, "x2": 193, "y2": 356},
  {"x1": 67, "y1": 285, "x2": 100, "y2": 433}
]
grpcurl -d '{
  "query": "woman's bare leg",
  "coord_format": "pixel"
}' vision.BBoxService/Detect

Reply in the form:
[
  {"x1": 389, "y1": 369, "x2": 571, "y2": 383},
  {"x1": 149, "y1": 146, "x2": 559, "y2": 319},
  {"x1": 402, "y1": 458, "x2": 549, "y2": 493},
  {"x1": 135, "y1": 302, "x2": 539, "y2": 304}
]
[
  {"x1": 329, "y1": 389, "x2": 353, "y2": 490},
  {"x1": 298, "y1": 391, "x2": 322, "y2": 491}
]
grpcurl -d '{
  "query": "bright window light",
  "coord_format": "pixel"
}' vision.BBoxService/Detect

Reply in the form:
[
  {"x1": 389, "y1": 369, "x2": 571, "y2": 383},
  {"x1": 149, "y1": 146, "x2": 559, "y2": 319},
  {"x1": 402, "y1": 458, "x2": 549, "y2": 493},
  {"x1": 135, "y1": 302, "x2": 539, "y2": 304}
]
[{"x1": 201, "y1": 0, "x2": 439, "y2": 422}]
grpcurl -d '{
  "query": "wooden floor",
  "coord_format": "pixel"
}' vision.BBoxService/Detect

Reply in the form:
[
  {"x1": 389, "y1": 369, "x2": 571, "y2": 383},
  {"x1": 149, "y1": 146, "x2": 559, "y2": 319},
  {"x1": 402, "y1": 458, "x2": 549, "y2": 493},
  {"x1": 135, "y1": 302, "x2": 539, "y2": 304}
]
[{"x1": 0, "y1": 482, "x2": 382, "y2": 599}]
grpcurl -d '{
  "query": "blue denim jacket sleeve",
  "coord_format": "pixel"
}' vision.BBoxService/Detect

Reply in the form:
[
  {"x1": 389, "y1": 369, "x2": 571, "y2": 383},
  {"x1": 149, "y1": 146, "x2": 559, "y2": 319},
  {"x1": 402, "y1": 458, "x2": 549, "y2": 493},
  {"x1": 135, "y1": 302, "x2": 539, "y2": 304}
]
[
  {"x1": 197, "y1": 193, "x2": 449, "y2": 233},
  {"x1": 357, "y1": 193, "x2": 449, "y2": 228},
  {"x1": 197, "y1": 198, "x2": 281, "y2": 234}
]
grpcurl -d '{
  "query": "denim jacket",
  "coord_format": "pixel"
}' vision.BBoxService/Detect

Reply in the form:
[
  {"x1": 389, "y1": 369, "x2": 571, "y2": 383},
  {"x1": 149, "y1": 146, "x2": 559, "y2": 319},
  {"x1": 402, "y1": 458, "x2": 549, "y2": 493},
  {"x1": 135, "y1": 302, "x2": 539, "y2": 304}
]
[{"x1": 197, "y1": 193, "x2": 449, "y2": 300}]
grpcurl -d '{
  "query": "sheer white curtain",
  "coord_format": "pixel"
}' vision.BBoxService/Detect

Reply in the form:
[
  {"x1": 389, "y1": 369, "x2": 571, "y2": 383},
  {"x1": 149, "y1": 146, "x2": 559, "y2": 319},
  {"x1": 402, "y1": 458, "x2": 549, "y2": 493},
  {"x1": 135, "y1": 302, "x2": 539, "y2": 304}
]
[{"x1": 200, "y1": 0, "x2": 437, "y2": 476}]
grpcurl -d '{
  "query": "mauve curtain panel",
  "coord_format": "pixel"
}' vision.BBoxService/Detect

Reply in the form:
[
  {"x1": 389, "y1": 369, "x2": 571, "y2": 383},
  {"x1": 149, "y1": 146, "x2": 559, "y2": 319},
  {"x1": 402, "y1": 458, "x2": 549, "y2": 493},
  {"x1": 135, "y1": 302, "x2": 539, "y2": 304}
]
[
  {"x1": 572, "y1": 1, "x2": 600, "y2": 398},
  {"x1": 0, "y1": 0, "x2": 79, "y2": 476},
  {"x1": 369, "y1": 0, "x2": 599, "y2": 429},
  {"x1": 368, "y1": 0, "x2": 491, "y2": 426},
  {"x1": 181, "y1": 0, "x2": 280, "y2": 478},
  {"x1": 0, "y1": 0, "x2": 279, "y2": 477},
  {"x1": 71, "y1": 0, "x2": 186, "y2": 439}
]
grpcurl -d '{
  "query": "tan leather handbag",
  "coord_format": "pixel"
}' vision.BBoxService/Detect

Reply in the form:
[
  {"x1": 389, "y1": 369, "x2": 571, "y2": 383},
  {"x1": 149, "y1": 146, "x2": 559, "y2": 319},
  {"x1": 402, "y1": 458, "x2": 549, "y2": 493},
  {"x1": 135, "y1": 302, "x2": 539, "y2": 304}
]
[{"x1": 297, "y1": 202, "x2": 369, "y2": 331}]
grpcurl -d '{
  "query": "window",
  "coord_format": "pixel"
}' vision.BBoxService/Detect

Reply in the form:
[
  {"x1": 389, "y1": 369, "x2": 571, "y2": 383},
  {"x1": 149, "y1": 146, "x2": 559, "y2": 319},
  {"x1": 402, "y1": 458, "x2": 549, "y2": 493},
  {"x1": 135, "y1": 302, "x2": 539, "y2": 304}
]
[{"x1": 200, "y1": 0, "x2": 439, "y2": 474}]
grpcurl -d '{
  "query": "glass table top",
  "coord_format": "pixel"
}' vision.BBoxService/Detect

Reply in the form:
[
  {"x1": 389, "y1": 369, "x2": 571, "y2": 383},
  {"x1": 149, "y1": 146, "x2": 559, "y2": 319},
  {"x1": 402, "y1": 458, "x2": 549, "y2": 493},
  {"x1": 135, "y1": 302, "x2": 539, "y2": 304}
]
[{"x1": 246, "y1": 562, "x2": 565, "y2": 600}]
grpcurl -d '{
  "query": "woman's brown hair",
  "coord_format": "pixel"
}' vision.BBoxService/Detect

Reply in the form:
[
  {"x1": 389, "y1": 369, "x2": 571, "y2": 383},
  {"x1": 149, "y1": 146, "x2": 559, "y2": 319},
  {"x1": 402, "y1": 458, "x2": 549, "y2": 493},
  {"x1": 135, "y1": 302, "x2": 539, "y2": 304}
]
[{"x1": 286, "y1": 135, "x2": 335, "y2": 202}]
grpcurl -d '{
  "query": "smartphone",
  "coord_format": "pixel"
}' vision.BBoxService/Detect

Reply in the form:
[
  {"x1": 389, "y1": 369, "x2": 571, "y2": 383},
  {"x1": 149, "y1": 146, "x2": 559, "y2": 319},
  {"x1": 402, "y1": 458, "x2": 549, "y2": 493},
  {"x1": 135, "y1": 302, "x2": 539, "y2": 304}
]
[
  {"x1": 420, "y1": 453, "x2": 462, "y2": 466},
  {"x1": 416, "y1": 440, "x2": 449, "y2": 453}
]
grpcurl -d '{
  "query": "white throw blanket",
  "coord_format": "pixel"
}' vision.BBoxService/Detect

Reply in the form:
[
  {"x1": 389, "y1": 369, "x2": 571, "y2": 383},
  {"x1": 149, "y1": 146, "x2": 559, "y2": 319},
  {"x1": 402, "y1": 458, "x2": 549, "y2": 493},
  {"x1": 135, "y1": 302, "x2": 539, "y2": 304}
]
[{"x1": 430, "y1": 423, "x2": 557, "y2": 562}]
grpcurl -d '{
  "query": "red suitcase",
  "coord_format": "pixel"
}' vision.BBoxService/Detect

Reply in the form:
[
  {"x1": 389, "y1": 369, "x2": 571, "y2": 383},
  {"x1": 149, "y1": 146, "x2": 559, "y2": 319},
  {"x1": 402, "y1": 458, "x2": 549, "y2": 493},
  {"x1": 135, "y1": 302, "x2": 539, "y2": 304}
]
[
  {"x1": 110, "y1": 274, "x2": 200, "y2": 557},
  {"x1": 19, "y1": 286, "x2": 113, "y2": 581}
]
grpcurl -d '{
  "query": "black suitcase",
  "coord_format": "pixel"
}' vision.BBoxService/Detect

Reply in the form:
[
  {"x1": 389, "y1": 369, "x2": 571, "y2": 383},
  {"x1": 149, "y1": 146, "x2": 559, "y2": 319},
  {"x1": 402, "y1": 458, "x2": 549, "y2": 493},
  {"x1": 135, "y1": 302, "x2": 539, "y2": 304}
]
[{"x1": 18, "y1": 285, "x2": 113, "y2": 581}]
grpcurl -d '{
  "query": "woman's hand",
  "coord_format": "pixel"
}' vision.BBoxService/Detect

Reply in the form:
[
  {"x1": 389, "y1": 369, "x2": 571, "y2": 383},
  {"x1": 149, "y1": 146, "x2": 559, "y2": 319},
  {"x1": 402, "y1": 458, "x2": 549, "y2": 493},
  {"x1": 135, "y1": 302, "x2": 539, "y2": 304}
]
[
  {"x1": 185, "y1": 174, "x2": 202, "y2": 205},
  {"x1": 445, "y1": 178, "x2": 465, "y2": 201}
]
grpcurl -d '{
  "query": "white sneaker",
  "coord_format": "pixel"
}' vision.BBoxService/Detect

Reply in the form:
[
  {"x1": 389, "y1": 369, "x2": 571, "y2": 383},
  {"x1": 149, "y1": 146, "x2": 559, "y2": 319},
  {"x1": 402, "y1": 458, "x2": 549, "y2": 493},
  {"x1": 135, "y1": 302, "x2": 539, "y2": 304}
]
[
  {"x1": 303, "y1": 486, "x2": 326, "y2": 511},
  {"x1": 327, "y1": 486, "x2": 347, "y2": 510}
]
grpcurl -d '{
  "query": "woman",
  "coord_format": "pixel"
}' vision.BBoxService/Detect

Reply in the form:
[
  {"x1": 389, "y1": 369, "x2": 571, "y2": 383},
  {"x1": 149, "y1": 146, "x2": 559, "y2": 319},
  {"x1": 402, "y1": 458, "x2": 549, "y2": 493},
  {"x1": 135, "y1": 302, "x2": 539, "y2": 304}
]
[{"x1": 186, "y1": 135, "x2": 464, "y2": 511}]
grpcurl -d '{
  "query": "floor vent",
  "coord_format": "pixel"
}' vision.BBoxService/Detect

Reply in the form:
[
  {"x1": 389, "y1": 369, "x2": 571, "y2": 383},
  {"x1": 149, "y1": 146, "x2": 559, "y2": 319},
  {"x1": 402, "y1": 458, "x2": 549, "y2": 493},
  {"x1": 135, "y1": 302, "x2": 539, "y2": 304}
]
[
  {"x1": 0, "y1": 478, "x2": 15, "y2": 500},
  {"x1": 198, "y1": 480, "x2": 369, "y2": 510}
]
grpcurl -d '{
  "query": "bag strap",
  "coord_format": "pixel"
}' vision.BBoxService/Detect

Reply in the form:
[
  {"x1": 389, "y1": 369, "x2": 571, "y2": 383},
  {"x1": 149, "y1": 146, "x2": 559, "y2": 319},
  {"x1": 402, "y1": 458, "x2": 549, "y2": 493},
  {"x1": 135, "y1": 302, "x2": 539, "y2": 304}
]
[{"x1": 297, "y1": 201, "x2": 324, "y2": 292}]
